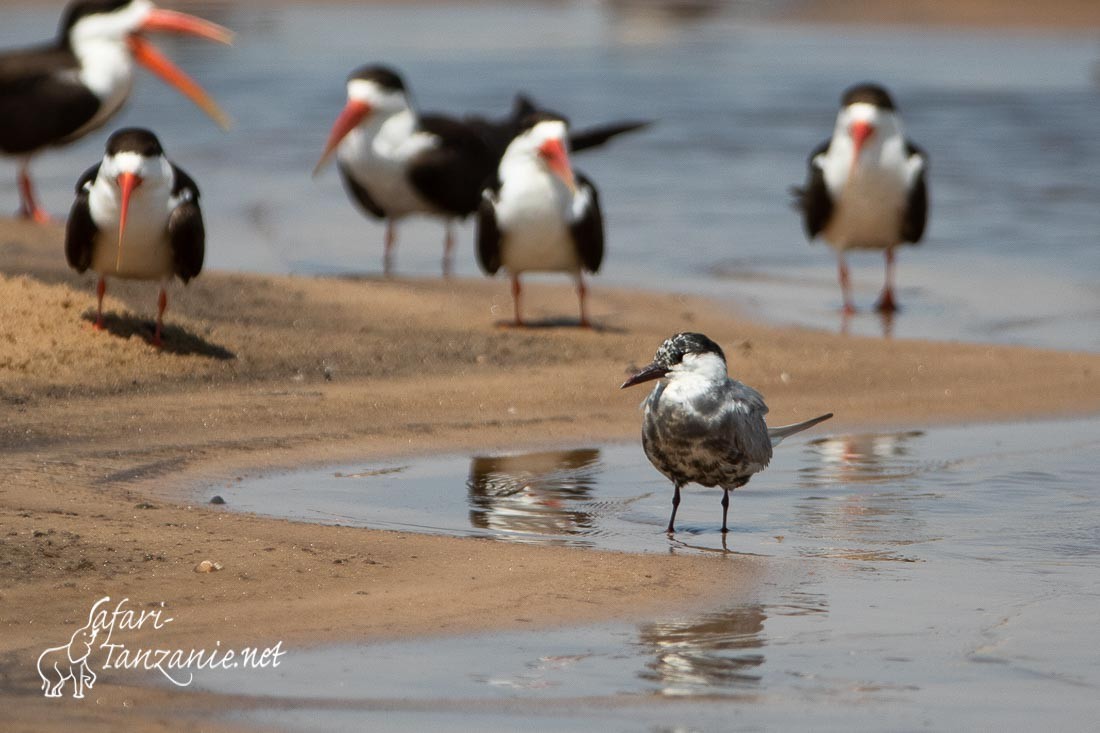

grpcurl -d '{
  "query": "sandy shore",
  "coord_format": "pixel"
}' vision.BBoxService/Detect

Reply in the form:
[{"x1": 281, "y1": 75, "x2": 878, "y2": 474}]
[
  {"x1": 2, "y1": 216, "x2": 1100, "y2": 730},
  {"x1": 780, "y1": 0, "x2": 1100, "y2": 29}
]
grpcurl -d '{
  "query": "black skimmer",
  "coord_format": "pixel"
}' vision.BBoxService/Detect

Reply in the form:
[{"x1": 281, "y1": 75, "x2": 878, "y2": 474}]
[
  {"x1": 313, "y1": 64, "x2": 645, "y2": 277},
  {"x1": 476, "y1": 113, "x2": 604, "y2": 328},
  {"x1": 792, "y1": 83, "x2": 928, "y2": 314},
  {"x1": 621, "y1": 332, "x2": 833, "y2": 534},
  {"x1": 64, "y1": 127, "x2": 204, "y2": 348},
  {"x1": 0, "y1": 0, "x2": 232, "y2": 223}
]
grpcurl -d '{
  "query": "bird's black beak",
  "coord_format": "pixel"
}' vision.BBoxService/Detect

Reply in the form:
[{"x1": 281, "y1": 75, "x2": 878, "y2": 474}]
[{"x1": 620, "y1": 362, "x2": 669, "y2": 389}]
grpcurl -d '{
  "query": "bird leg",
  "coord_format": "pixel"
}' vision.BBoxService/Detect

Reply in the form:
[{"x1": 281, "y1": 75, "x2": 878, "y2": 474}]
[
  {"x1": 721, "y1": 489, "x2": 730, "y2": 533},
  {"x1": 875, "y1": 247, "x2": 899, "y2": 313},
  {"x1": 153, "y1": 287, "x2": 167, "y2": 349},
  {"x1": 442, "y1": 222, "x2": 454, "y2": 278},
  {"x1": 837, "y1": 253, "x2": 855, "y2": 314},
  {"x1": 511, "y1": 273, "x2": 524, "y2": 327},
  {"x1": 666, "y1": 483, "x2": 682, "y2": 534},
  {"x1": 17, "y1": 161, "x2": 51, "y2": 224},
  {"x1": 383, "y1": 221, "x2": 396, "y2": 277},
  {"x1": 94, "y1": 277, "x2": 107, "y2": 330},
  {"x1": 576, "y1": 274, "x2": 591, "y2": 328}
]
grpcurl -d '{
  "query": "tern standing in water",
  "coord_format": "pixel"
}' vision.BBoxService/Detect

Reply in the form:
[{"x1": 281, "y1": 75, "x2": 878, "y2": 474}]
[{"x1": 622, "y1": 333, "x2": 833, "y2": 534}]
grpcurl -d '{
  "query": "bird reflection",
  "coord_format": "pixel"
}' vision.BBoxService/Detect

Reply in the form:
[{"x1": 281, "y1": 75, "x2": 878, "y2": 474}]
[
  {"x1": 636, "y1": 605, "x2": 766, "y2": 694},
  {"x1": 467, "y1": 448, "x2": 600, "y2": 541},
  {"x1": 840, "y1": 308, "x2": 895, "y2": 339},
  {"x1": 803, "y1": 431, "x2": 925, "y2": 485},
  {"x1": 795, "y1": 431, "x2": 933, "y2": 562}
]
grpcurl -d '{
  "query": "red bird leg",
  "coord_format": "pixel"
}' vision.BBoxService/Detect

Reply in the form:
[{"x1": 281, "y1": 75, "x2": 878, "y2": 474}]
[
  {"x1": 17, "y1": 161, "x2": 50, "y2": 224},
  {"x1": 875, "y1": 248, "x2": 898, "y2": 313},
  {"x1": 577, "y1": 274, "x2": 591, "y2": 328},
  {"x1": 837, "y1": 253, "x2": 855, "y2": 314},
  {"x1": 95, "y1": 277, "x2": 107, "y2": 330},
  {"x1": 153, "y1": 287, "x2": 167, "y2": 348},
  {"x1": 442, "y1": 222, "x2": 454, "y2": 278},
  {"x1": 511, "y1": 273, "x2": 524, "y2": 327}
]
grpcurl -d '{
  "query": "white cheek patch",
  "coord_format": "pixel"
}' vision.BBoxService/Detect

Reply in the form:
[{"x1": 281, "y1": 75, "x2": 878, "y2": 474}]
[
  {"x1": 843, "y1": 103, "x2": 879, "y2": 126},
  {"x1": 70, "y1": 0, "x2": 152, "y2": 43},
  {"x1": 347, "y1": 81, "x2": 406, "y2": 113},
  {"x1": 530, "y1": 121, "x2": 569, "y2": 147},
  {"x1": 346, "y1": 80, "x2": 377, "y2": 104},
  {"x1": 110, "y1": 152, "x2": 147, "y2": 176}
]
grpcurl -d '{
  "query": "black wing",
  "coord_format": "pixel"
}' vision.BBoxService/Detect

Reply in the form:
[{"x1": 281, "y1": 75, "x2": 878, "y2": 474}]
[
  {"x1": 462, "y1": 94, "x2": 538, "y2": 161},
  {"x1": 464, "y1": 93, "x2": 649, "y2": 160},
  {"x1": 0, "y1": 45, "x2": 101, "y2": 154},
  {"x1": 569, "y1": 120, "x2": 650, "y2": 153},
  {"x1": 571, "y1": 173, "x2": 604, "y2": 273},
  {"x1": 410, "y1": 114, "x2": 496, "y2": 217},
  {"x1": 476, "y1": 192, "x2": 502, "y2": 275},
  {"x1": 168, "y1": 163, "x2": 204, "y2": 282},
  {"x1": 64, "y1": 166, "x2": 100, "y2": 273},
  {"x1": 790, "y1": 138, "x2": 833, "y2": 240},
  {"x1": 73, "y1": 161, "x2": 101, "y2": 193},
  {"x1": 170, "y1": 163, "x2": 201, "y2": 200},
  {"x1": 337, "y1": 161, "x2": 386, "y2": 219},
  {"x1": 901, "y1": 141, "x2": 928, "y2": 244}
]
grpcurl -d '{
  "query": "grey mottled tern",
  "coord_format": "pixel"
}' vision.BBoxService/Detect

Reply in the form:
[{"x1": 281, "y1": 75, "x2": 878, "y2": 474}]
[{"x1": 622, "y1": 333, "x2": 833, "y2": 534}]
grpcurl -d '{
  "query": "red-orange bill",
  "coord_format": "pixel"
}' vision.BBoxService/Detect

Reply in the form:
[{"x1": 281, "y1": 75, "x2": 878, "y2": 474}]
[
  {"x1": 127, "y1": 35, "x2": 232, "y2": 130},
  {"x1": 538, "y1": 138, "x2": 576, "y2": 192},
  {"x1": 140, "y1": 9, "x2": 235, "y2": 46},
  {"x1": 313, "y1": 100, "x2": 372, "y2": 177},
  {"x1": 116, "y1": 172, "x2": 141, "y2": 271}
]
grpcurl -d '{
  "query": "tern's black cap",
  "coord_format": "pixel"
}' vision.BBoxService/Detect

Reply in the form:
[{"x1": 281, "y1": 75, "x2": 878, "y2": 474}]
[
  {"x1": 654, "y1": 332, "x2": 726, "y2": 367},
  {"x1": 841, "y1": 83, "x2": 896, "y2": 111},
  {"x1": 59, "y1": 0, "x2": 131, "y2": 37},
  {"x1": 105, "y1": 127, "x2": 164, "y2": 157},
  {"x1": 347, "y1": 65, "x2": 406, "y2": 92}
]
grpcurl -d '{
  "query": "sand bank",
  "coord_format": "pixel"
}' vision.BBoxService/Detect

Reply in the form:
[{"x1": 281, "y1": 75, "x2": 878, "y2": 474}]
[{"x1": 2, "y1": 217, "x2": 1099, "y2": 730}]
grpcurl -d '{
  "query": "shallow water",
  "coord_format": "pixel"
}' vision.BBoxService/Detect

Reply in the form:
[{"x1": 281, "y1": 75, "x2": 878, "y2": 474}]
[
  {"x1": 3, "y1": 2, "x2": 1099, "y2": 349},
  {"x1": 192, "y1": 417, "x2": 1100, "y2": 730}
]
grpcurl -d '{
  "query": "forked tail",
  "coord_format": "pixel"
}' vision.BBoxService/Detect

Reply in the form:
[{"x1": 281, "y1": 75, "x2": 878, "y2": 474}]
[{"x1": 768, "y1": 412, "x2": 833, "y2": 446}]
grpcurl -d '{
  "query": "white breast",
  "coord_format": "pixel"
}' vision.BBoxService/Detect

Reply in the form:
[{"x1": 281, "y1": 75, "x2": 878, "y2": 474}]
[
  {"x1": 337, "y1": 110, "x2": 439, "y2": 218},
  {"x1": 66, "y1": 41, "x2": 135, "y2": 141},
  {"x1": 494, "y1": 162, "x2": 580, "y2": 274},
  {"x1": 88, "y1": 176, "x2": 176, "y2": 281},
  {"x1": 820, "y1": 134, "x2": 912, "y2": 251}
]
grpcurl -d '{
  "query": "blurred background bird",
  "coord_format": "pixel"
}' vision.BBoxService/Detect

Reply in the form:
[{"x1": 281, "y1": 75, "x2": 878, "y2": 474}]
[
  {"x1": 477, "y1": 113, "x2": 604, "y2": 328},
  {"x1": 792, "y1": 83, "x2": 928, "y2": 314},
  {"x1": 0, "y1": 0, "x2": 232, "y2": 223},
  {"x1": 313, "y1": 64, "x2": 643, "y2": 277},
  {"x1": 65, "y1": 127, "x2": 204, "y2": 348}
]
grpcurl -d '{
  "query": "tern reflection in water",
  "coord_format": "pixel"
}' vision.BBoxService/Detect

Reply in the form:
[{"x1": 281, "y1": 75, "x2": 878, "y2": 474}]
[
  {"x1": 636, "y1": 605, "x2": 767, "y2": 695},
  {"x1": 467, "y1": 448, "x2": 601, "y2": 541},
  {"x1": 796, "y1": 431, "x2": 936, "y2": 562}
]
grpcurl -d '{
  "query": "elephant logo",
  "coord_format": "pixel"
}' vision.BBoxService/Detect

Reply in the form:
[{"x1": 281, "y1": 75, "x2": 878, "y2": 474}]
[{"x1": 37, "y1": 597, "x2": 109, "y2": 699}]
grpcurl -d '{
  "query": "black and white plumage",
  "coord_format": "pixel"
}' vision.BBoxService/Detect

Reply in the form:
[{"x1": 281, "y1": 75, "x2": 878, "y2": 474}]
[
  {"x1": 313, "y1": 65, "x2": 643, "y2": 277},
  {"x1": 0, "y1": 0, "x2": 231, "y2": 223},
  {"x1": 792, "y1": 83, "x2": 928, "y2": 314},
  {"x1": 621, "y1": 333, "x2": 833, "y2": 534},
  {"x1": 477, "y1": 113, "x2": 604, "y2": 328},
  {"x1": 65, "y1": 127, "x2": 204, "y2": 348}
]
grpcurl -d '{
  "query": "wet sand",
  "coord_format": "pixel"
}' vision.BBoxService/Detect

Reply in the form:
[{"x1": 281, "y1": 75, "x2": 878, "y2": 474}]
[
  {"x1": 2, "y1": 216, "x2": 1100, "y2": 731},
  {"x1": 781, "y1": 0, "x2": 1100, "y2": 29}
]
